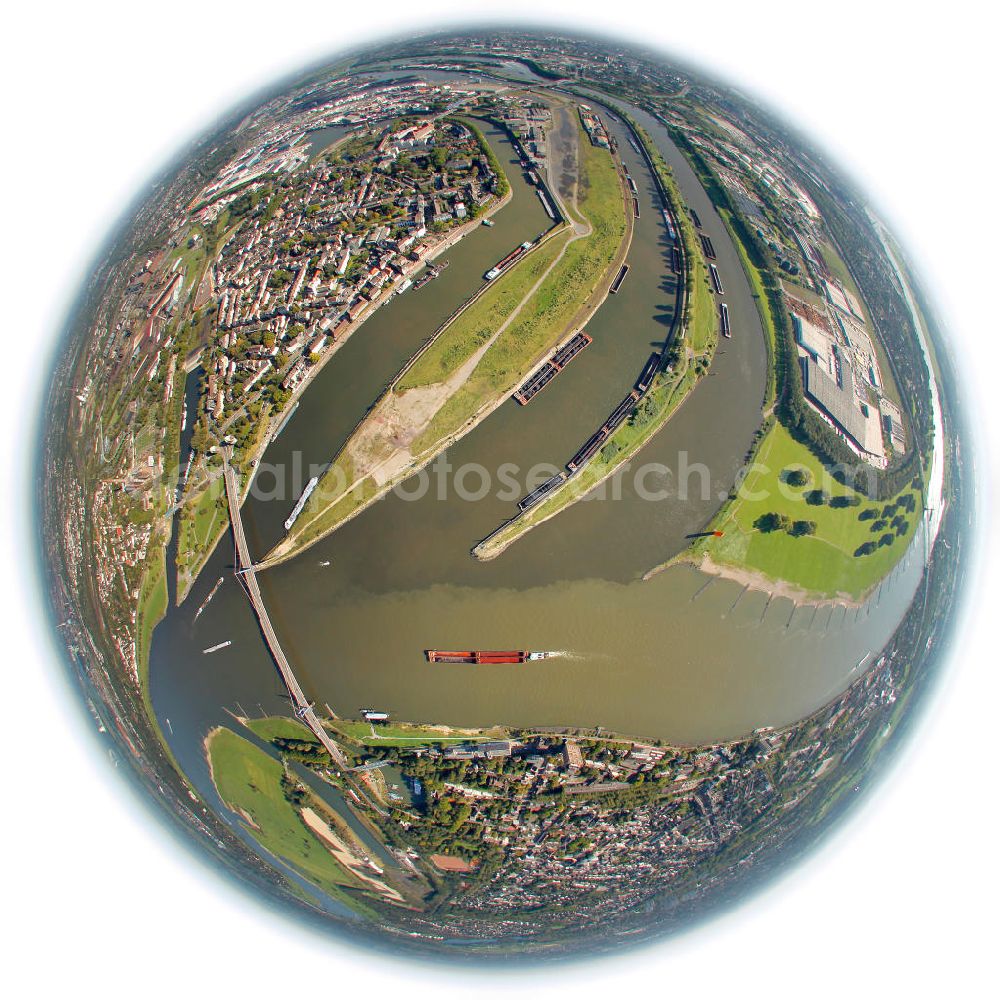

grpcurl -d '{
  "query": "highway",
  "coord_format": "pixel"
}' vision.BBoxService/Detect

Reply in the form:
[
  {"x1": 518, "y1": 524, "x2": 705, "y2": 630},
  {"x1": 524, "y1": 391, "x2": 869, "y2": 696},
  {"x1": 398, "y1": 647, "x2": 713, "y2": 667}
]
[{"x1": 221, "y1": 448, "x2": 349, "y2": 769}]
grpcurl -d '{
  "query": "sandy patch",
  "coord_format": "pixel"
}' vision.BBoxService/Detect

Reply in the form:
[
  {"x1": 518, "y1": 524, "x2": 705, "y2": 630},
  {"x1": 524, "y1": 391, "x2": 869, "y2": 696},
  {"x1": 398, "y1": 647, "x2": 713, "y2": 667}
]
[
  {"x1": 649, "y1": 552, "x2": 864, "y2": 609},
  {"x1": 300, "y1": 807, "x2": 405, "y2": 903}
]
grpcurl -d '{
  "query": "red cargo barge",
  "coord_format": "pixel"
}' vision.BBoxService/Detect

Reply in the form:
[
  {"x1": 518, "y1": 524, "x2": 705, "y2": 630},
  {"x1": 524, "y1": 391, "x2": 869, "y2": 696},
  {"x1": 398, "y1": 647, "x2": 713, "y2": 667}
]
[{"x1": 426, "y1": 650, "x2": 553, "y2": 664}]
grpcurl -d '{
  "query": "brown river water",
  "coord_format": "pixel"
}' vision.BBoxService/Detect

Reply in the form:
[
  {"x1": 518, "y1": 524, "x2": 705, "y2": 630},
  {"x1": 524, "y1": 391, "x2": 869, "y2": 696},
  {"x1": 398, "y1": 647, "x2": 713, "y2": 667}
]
[{"x1": 149, "y1": 90, "x2": 924, "y2": 799}]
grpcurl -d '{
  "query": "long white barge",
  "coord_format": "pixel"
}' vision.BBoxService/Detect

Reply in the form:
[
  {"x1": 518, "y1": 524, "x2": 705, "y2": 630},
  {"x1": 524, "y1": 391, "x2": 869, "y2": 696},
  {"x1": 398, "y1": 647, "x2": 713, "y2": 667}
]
[{"x1": 284, "y1": 476, "x2": 319, "y2": 531}]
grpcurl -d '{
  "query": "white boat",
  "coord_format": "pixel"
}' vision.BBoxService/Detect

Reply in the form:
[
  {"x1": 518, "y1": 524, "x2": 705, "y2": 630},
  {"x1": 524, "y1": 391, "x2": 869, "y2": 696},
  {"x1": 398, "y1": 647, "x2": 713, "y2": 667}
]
[
  {"x1": 284, "y1": 476, "x2": 319, "y2": 531},
  {"x1": 203, "y1": 640, "x2": 232, "y2": 654}
]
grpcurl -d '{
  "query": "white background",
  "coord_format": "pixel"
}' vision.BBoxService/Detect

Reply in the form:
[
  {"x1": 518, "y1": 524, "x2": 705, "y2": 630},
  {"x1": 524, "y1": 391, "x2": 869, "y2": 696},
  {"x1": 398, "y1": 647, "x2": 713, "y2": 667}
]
[{"x1": 3, "y1": 1, "x2": 997, "y2": 996}]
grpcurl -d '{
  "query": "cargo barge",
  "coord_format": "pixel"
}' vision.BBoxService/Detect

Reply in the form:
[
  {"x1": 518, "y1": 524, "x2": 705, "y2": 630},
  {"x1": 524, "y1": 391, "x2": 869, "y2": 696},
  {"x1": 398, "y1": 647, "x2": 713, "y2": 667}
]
[
  {"x1": 636, "y1": 352, "x2": 662, "y2": 393},
  {"x1": 518, "y1": 473, "x2": 566, "y2": 511},
  {"x1": 689, "y1": 207, "x2": 703, "y2": 229},
  {"x1": 720, "y1": 301, "x2": 732, "y2": 338},
  {"x1": 662, "y1": 209, "x2": 677, "y2": 241},
  {"x1": 566, "y1": 390, "x2": 639, "y2": 472},
  {"x1": 485, "y1": 241, "x2": 533, "y2": 281},
  {"x1": 610, "y1": 263, "x2": 630, "y2": 294},
  {"x1": 700, "y1": 233, "x2": 717, "y2": 260},
  {"x1": 426, "y1": 650, "x2": 554, "y2": 664},
  {"x1": 709, "y1": 263, "x2": 724, "y2": 294},
  {"x1": 537, "y1": 189, "x2": 556, "y2": 220},
  {"x1": 413, "y1": 259, "x2": 449, "y2": 290},
  {"x1": 513, "y1": 331, "x2": 592, "y2": 404}
]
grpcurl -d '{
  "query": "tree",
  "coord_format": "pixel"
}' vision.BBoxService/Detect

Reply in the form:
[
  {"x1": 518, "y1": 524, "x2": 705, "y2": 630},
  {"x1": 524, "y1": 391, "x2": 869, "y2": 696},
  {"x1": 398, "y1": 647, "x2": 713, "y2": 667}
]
[
  {"x1": 805, "y1": 489, "x2": 828, "y2": 506},
  {"x1": 788, "y1": 519, "x2": 817, "y2": 537},
  {"x1": 784, "y1": 467, "x2": 809, "y2": 488},
  {"x1": 830, "y1": 493, "x2": 860, "y2": 508},
  {"x1": 754, "y1": 511, "x2": 790, "y2": 533}
]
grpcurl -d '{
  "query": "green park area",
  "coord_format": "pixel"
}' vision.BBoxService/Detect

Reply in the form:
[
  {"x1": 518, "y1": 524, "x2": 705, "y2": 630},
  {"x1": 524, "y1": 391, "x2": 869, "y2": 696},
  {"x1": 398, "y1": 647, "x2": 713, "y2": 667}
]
[
  {"x1": 244, "y1": 716, "x2": 315, "y2": 743},
  {"x1": 686, "y1": 251, "x2": 716, "y2": 354},
  {"x1": 175, "y1": 475, "x2": 227, "y2": 595},
  {"x1": 206, "y1": 727, "x2": 377, "y2": 913},
  {"x1": 687, "y1": 421, "x2": 922, "y2": 598},
  {"x1": 329, "y1": 719, "x2": 505, "y2": 748},
  {"x1": 247, "y1": 714, "x2": 503, "y2": 749}
]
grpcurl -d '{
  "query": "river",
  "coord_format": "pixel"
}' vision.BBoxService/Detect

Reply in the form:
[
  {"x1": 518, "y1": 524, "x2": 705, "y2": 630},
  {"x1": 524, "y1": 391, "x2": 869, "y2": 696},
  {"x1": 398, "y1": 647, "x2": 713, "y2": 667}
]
[{"x1": 149, "y1": 76, "x2": 926, "y2": 812}]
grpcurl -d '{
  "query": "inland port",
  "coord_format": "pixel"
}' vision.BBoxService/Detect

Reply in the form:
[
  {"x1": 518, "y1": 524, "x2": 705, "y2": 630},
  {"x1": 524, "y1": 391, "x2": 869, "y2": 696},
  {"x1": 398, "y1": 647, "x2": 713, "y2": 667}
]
[{"x1": 425, "y1": 650, "x2": 554, "y2": 664}]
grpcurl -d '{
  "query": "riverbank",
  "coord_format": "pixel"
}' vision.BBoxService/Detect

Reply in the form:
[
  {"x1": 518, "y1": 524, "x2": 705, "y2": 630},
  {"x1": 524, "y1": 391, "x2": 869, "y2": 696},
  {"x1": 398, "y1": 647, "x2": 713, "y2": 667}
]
[
  {"x1": 204, "y1": 725, "x2": 386, "y2": 914},
  {"x1": 648, "y1": 551, "x2": 865, "y2": 609}
]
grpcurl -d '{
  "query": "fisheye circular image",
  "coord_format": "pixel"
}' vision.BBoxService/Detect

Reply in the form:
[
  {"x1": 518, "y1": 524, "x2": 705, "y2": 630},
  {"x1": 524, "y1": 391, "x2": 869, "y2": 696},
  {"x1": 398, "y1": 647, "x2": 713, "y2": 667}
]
[{"x1": 39, "y1": 27, "x2": 972, "y2": 961}]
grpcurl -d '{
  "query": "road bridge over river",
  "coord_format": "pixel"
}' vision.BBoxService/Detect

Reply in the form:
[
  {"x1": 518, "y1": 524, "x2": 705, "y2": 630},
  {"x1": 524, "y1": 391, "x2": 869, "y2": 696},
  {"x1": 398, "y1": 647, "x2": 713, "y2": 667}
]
[{"x1": 221, "y1": 447, "x2": 350, "y2": 769}]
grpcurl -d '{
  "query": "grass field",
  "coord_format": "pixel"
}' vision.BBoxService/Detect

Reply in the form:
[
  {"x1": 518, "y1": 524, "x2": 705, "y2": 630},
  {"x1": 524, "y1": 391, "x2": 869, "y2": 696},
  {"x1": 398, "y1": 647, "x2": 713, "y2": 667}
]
[
  {"x1": 289, "y1": 472, "x2": 376, "y2": 552},
  {"x1": 397, "y1": 235, "x2": 568, "y2": 391},
  {"x1": 687, "y1": 254, "x2": 716, "y2": 354},
  {"x1": 176, "y1": 475, "x2": 226, "y2": 582},
  {"x1": 329, "y1": 719, "x2": 506, "y2": 747},
  {"x1": 206, "y1": 727, "x2": 377, "y2": 913},
  {"x1": 689, "y1": 421, "x2": 922, "y2": 598}
]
